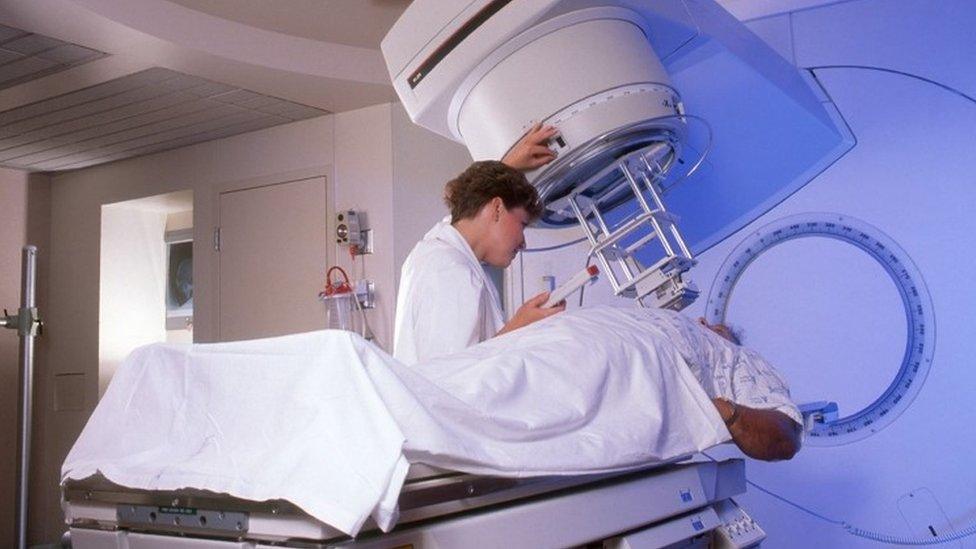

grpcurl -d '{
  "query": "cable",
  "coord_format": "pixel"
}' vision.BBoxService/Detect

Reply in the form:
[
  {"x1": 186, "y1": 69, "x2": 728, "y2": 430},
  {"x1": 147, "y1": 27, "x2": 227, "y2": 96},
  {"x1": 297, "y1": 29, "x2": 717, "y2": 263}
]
[
  {"x1": 518, "y1": 253, "x2": 525, "y2": 304},
  {"x1": 843, "y1": 522, "x2": 976, "y2": 546},
  {"x1": 744, "y1": 478, "x2": 844, "y2": 526},
  {"x1": 700, "y1": 451, "x2": 843, "y2": 526}
]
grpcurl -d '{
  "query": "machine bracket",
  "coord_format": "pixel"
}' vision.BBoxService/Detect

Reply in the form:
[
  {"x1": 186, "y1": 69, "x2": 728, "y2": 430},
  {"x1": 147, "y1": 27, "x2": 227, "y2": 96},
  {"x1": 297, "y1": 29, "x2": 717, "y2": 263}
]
[
  {"x1": 1, "y1": 307, "x2": 42, "y2": 337},
  {"x1": 566, "y1": 145, "x2": 699, "y2": 310}
]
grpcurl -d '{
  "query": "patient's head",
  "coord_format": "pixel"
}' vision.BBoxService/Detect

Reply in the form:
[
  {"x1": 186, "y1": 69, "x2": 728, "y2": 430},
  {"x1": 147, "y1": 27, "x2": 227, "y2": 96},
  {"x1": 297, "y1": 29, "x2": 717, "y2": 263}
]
[{"x1": 697, "y1": 317, "x2": 741, "y2": 345}]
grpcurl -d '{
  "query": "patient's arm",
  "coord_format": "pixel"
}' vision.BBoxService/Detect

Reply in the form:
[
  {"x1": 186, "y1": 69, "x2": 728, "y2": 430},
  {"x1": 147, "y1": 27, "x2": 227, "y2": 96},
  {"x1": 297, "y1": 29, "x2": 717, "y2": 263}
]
[{"x1": 712, "y1": 399, "x2": 802, "y2": 461}]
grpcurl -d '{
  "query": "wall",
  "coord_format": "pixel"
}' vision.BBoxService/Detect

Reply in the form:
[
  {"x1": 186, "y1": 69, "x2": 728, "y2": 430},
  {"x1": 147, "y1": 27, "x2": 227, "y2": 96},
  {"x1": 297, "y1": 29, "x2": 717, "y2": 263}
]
[
  {"x1": 166, "y1": 210, "x2": 193, "y2": 233},
  {"x1": 98, "y1": 206, "x2": 167, "y2": 394},
  {"x1": 390, "y1": 102, "x2": 473, "y2": 291},
  {"x1": 332, "y1": 104, "x2": 395, "y2": 348},
  {"x1": 330, "y1": 102, "x2": 473, "y2": 351}
]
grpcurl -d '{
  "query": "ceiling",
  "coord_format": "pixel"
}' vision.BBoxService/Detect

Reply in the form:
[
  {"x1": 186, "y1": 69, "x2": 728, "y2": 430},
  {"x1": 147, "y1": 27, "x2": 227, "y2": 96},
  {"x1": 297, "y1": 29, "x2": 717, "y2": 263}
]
[
  {"x1": 0, "y1": 66, "x2": 328, "y2": 171},
  {"x1": 0, "y1": 0, "x2": 408, "y2": 171},
  {"x1": 0, "y1": 0, "x2": 851, "y2": 173},
  {"x1": 167, "y1": 0, "x2": 413, "y2": 50},
  {"x1": 0, "y1": 23, "x2": 106, "y2": 90}
]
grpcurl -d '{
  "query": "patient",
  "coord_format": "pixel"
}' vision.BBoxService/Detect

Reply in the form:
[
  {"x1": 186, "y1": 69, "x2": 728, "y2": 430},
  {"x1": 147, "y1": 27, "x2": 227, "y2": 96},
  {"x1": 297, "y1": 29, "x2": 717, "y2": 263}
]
[
  {"x1": 668, "y1": 314, "x2": 803, "y2": 461},
  {"x1": 62, "y1": 304, "x2": 801, "y2": 537},
  {"x1": 415, "y1": 305, "x2": 804, "y2": 463}
]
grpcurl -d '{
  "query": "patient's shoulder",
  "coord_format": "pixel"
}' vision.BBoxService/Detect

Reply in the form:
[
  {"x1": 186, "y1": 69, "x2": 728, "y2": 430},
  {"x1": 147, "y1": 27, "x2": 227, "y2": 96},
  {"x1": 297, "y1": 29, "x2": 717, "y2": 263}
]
[{"x1": 736, "y1": 347, "x2": 779, "y2": 374}]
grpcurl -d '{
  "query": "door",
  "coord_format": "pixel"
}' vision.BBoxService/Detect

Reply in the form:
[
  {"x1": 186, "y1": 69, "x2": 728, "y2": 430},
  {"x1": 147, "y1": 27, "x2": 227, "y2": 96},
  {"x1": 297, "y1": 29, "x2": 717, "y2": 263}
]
[{"x1": 217, "y1": 176, "x2": 328, "y2": 341}]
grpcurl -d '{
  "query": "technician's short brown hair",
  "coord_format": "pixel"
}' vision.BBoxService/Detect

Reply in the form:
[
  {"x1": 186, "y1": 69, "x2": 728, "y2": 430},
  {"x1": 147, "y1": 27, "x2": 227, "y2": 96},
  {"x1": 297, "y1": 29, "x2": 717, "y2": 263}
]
[{"x1": 444, "y1": 160, "x2": 543, "y2": 224}]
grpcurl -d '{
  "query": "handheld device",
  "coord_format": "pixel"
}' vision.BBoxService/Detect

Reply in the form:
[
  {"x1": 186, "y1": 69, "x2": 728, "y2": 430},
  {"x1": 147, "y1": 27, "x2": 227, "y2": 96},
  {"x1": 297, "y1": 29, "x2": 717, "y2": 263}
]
[{"x1": 543, "y1": 265, "x2": 600, "y2": 307}]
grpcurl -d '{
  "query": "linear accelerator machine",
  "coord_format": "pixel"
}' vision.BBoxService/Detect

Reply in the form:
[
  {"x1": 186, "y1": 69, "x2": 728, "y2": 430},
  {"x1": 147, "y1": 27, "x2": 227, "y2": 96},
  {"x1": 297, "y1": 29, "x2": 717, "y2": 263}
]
[{"x1": 61, "y1": 1, "x2": 846, "y2": 547}]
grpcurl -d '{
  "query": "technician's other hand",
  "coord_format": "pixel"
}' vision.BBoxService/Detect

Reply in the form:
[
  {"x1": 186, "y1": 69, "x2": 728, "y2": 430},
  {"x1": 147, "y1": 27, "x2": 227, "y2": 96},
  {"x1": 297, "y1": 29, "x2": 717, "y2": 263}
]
[
  {"x1": 502, "y1": 122, "x2": 558, "y2": 171},
  {"x1": 497, "y1": 291, "x2": 565, "y2": 336}
]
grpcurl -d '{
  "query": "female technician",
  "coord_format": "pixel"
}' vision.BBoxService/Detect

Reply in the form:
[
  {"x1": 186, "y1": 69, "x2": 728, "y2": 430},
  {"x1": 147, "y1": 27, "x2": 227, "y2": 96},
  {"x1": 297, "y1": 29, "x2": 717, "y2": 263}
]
[{"x1": 393, "y1": 124, "x2": 565, "y2": 364}]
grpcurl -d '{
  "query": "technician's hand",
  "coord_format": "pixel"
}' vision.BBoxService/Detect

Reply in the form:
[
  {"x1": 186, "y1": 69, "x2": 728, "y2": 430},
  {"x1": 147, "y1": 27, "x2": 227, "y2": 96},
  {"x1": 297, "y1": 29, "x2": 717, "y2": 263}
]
[
  {"x1": 501, "y1": 122, "x2": 559, "y2": 171},
  {"x1": 497, "y1": 291, "x2": 565, "y2": 336}
]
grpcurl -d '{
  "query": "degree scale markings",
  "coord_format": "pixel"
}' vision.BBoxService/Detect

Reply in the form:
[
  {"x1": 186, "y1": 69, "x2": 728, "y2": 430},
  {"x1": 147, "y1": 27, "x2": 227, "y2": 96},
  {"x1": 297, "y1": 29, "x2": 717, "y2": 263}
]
[{"x1": 705, "y1": 213, "x2": 935, "y2": 445}]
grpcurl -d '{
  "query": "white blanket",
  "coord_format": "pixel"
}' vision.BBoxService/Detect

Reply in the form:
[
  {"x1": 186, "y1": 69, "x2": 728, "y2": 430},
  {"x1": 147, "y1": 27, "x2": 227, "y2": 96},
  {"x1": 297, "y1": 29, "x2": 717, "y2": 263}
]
[{"x1": 62, "y1": 306, "x2": 731, "y2": 536}]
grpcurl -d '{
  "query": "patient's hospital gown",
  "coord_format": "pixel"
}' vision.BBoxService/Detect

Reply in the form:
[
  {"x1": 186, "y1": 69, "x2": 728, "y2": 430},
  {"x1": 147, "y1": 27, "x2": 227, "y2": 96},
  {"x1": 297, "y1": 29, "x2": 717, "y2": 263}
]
[{"x1": 647, "y1": 310, "x2": 803, "y2": 425}]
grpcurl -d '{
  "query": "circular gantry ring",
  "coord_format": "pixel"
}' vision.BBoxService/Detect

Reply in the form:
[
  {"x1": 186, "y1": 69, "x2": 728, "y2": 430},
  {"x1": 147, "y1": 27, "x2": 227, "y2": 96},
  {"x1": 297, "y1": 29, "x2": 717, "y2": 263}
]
[{"x1": 705, "y1": 213, "x2": 936, "y2": 445}]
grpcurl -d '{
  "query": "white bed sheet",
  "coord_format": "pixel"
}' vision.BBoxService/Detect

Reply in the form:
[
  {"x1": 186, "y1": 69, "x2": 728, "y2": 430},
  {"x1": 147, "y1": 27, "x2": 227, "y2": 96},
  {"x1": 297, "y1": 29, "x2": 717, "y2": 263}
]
[{"x1": 62, "y1": 306, "x2": 731, "y2": 536}]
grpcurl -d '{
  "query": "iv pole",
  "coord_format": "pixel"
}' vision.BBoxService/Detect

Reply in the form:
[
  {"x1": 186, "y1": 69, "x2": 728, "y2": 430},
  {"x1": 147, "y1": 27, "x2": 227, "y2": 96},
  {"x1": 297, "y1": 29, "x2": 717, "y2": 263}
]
[{"x1": 2, "y1": 246, "x2": 43, "y2": 549}]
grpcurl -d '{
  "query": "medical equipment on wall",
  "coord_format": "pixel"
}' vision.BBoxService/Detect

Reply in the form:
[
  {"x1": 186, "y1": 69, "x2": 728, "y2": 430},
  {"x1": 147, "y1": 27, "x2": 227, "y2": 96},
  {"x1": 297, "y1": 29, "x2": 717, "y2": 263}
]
[
  {"x1": 319, "y1": 266, "x2": 374, "y2": 340},
  {"x1": 335, "y1": 209, "x2": 375, "y2": 302},
  {"x1": 320, "y1": 266, "x2": 357, "y2": 331},
  {"x1": 382, "y1": 0, "x2": 848, "y2": 312},
  {"x1": 336, "y1": 209, "x2": 373, "y2": 256},
  {"x1": 543, "y1": 264, "x2": 598, "y2": 307},
  {"x1": 1, "y1": 246, "x2": 42, "y2": 549}
]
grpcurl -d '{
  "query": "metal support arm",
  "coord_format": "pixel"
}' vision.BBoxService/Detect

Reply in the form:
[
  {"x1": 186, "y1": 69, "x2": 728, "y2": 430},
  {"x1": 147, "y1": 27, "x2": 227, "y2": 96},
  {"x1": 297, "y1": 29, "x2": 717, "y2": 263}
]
[{"x1": 554, "y1": 145, "x2": 700, "y2": 310}]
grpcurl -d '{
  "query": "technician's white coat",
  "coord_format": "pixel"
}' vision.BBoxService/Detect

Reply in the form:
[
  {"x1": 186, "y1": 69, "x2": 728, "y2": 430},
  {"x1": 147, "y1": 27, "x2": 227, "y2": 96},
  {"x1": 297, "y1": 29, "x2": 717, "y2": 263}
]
[{"x1": 393, "y1": 217, "x2": 504, "y2": 364}]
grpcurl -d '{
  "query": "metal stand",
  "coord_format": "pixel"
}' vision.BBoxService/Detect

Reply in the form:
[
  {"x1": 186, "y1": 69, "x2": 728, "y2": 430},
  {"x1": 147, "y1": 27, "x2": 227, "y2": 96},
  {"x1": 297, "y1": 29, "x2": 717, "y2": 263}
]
[
  {"x1": 549, "y1": 143, "x2": 699, "y2": 310},
  {"x1": 2, "y1": 246, "x2": 43, "y2": 549}
]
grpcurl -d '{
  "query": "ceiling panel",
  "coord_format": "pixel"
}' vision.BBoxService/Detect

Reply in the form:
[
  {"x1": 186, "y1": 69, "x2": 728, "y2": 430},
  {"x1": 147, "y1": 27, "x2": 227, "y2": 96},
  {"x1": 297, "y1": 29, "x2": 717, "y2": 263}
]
[
  {"x1": 0, "y1": 25, "x2": 26, "y2": 43},
  {"x1": 3, "y1": 33, "x2": 64, "y2": 55},
  {"x1": 0, "y1": 57, "x2": 59, "y2": 85},
  {"x1": 0, "y1": 66, "x2": 329, "y2": 172},
  {"x1": 47, "y1": 115, "x2": 284, "y2": 171},
  {"x1": 0, "y1": 49, "x2": 21, "y2": 64},
  {"x1": 0, "y1": 24, "x2": 106, "y2": 91}
]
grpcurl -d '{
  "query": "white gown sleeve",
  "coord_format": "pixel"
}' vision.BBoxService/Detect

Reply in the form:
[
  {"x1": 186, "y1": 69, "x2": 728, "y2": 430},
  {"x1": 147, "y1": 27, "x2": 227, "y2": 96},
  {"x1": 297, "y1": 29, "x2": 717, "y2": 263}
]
[{"x1": 729, "y1": 349, "x2": 803, "y2": 426}]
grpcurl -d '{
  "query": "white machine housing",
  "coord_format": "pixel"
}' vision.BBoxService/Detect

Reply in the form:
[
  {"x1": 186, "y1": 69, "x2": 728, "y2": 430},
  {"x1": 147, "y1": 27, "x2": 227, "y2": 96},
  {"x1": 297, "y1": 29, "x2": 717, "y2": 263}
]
[
  {"x1": 382, "y1": 0, "x2": 850, "y2": 250},
  {"x1": 382, "y1": 1, "x2": 687, "y2": 156}
]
